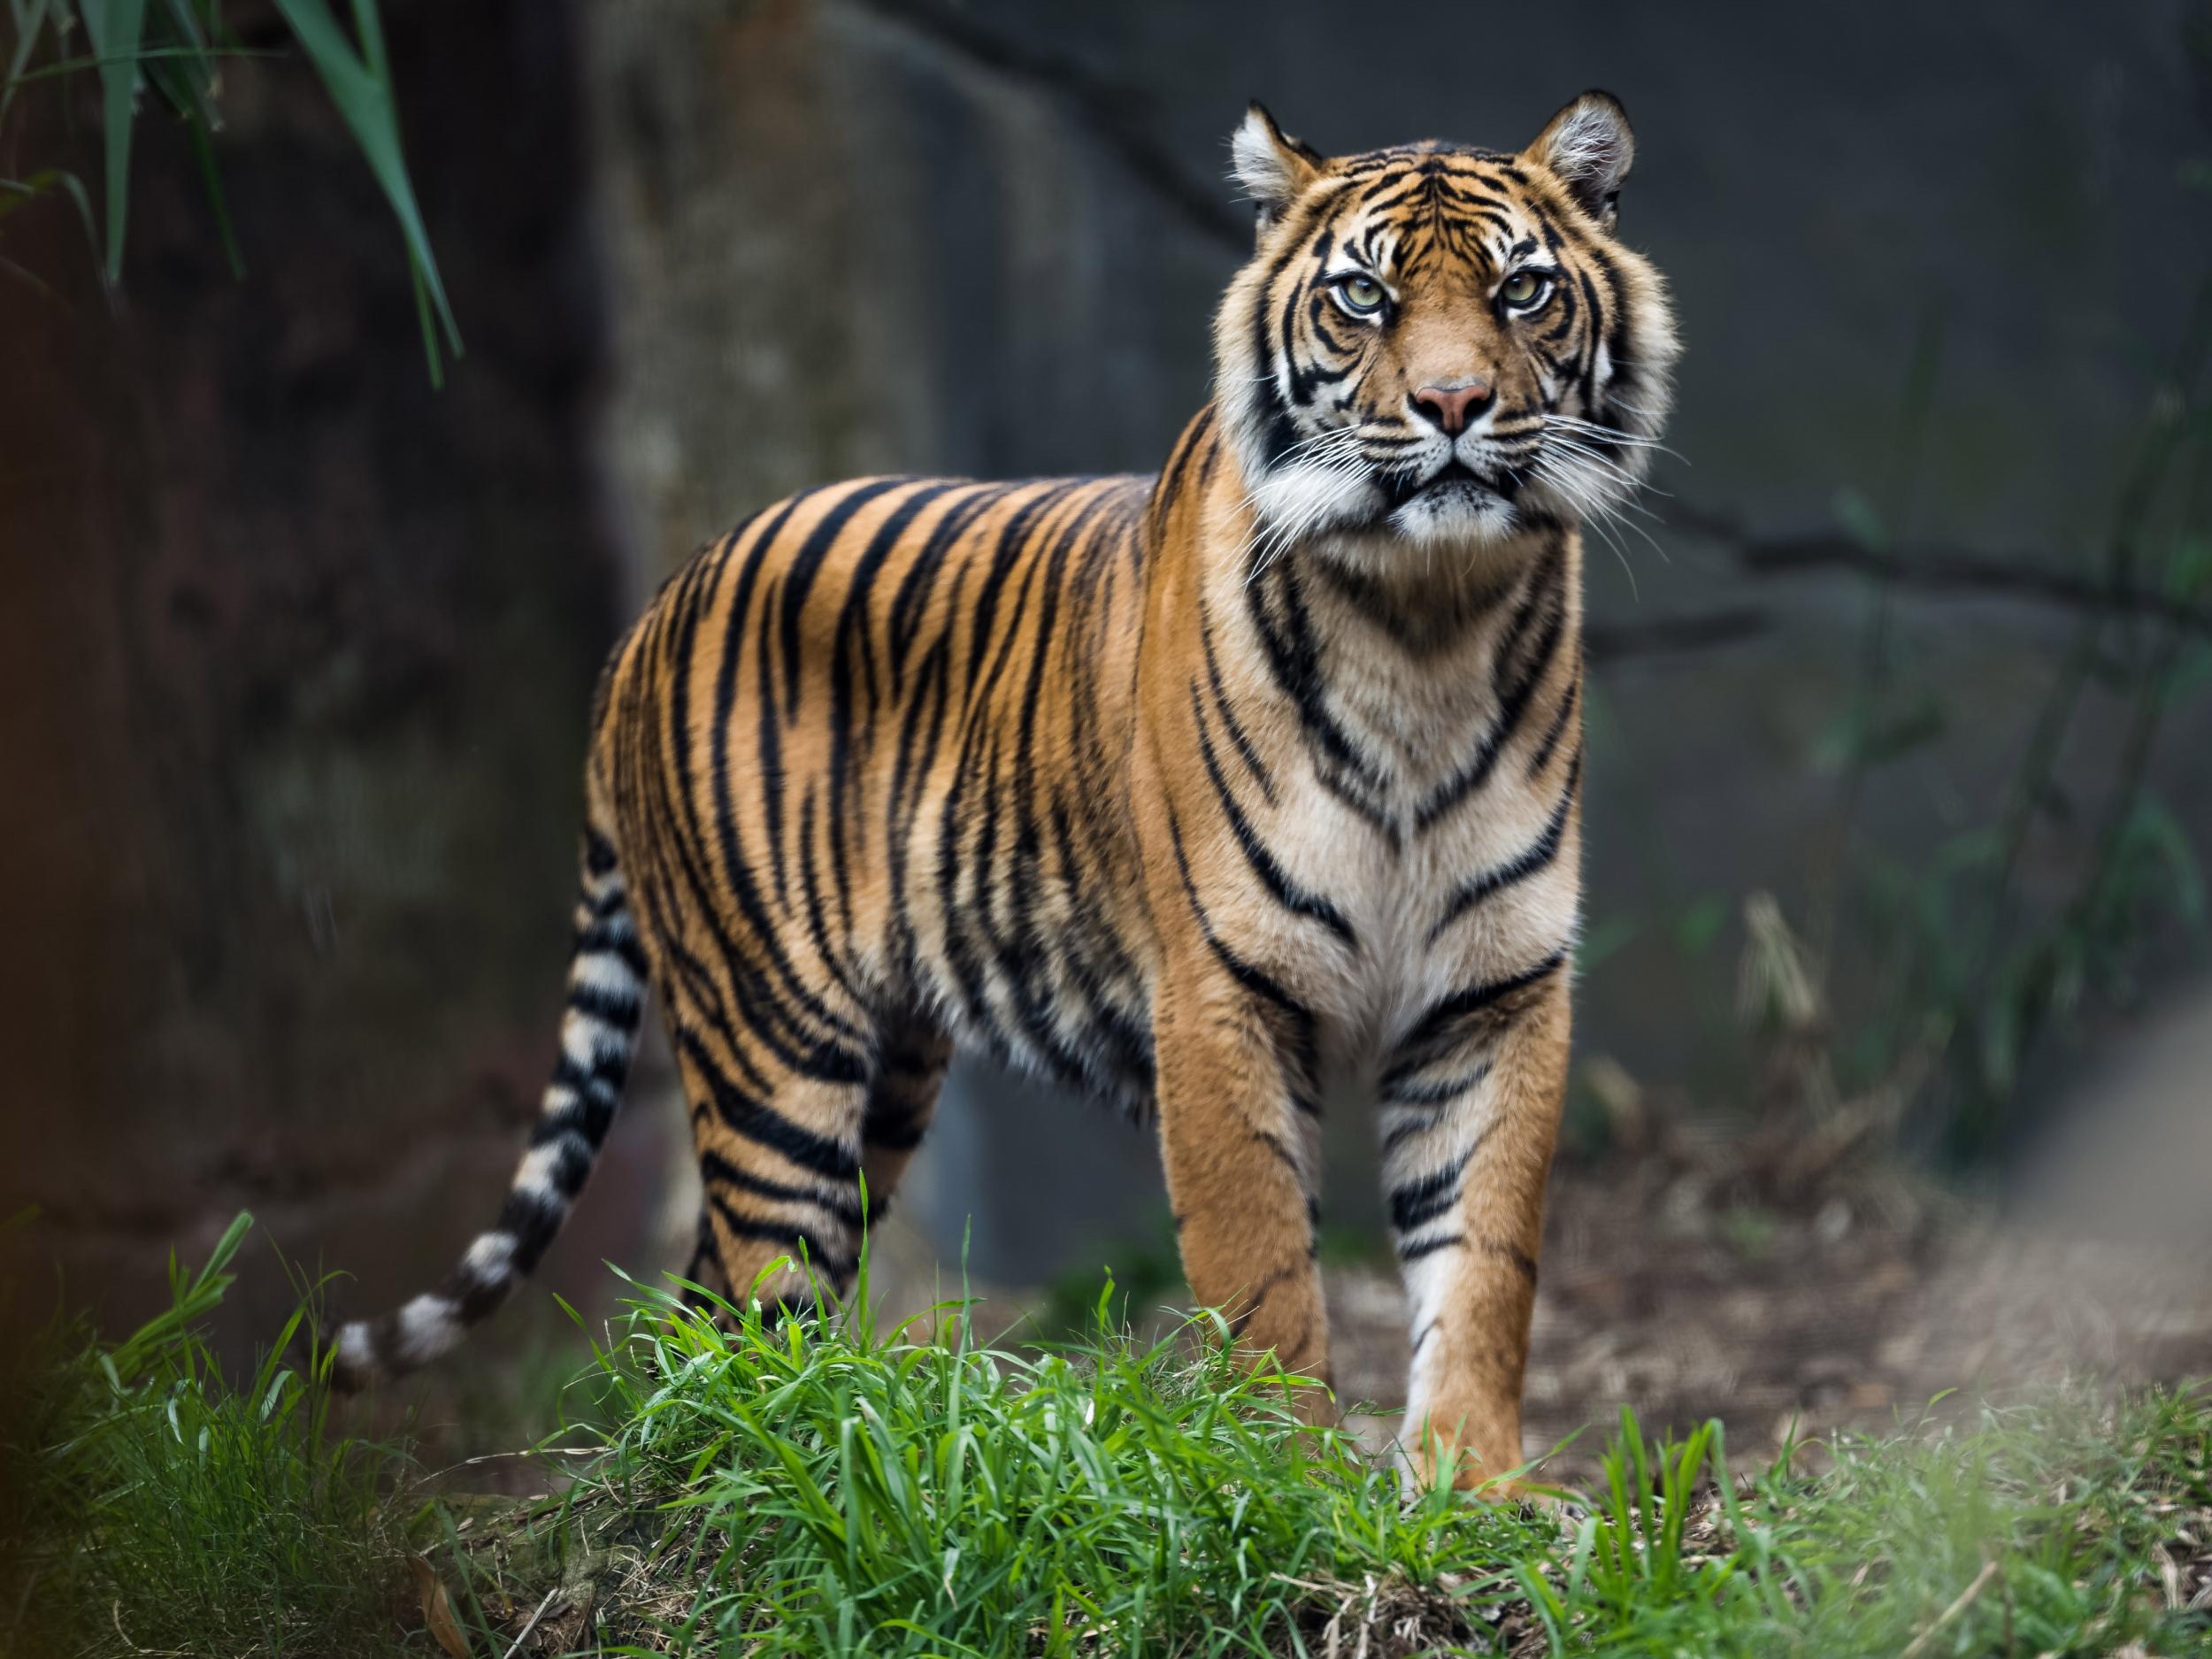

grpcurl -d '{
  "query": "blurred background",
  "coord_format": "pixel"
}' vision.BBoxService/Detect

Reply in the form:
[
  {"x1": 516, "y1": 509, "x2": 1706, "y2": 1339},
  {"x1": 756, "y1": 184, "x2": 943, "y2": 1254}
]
[{"x1": 4, "y1": 0, "x2": 2208, "y2": 1462}]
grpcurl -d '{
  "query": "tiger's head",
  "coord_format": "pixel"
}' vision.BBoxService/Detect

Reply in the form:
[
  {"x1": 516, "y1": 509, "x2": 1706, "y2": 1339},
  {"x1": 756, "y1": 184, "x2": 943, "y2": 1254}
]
[{"x1": 1214, "y1": 92, "x2": 1679, "y2": 569}]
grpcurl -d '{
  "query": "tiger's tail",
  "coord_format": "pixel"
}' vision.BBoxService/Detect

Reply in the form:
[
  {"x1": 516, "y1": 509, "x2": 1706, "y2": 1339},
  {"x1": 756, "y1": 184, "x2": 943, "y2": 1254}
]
[{"x1": 333, "y1": 822, "x2": 647, "y2": 1390}]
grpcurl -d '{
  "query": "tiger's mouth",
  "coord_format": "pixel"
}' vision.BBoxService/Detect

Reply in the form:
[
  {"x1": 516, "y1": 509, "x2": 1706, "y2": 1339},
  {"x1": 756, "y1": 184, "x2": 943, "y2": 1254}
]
[{"x1": 1381, "y1": 459, "x2": 1527, "y2": 511}]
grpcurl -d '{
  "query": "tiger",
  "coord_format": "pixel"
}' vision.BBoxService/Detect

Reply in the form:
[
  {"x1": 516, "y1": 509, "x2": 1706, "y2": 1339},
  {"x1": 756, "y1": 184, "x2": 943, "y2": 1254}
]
[{"x1": 335, "y1": 90, "x2": 1678, "y2": 1493}]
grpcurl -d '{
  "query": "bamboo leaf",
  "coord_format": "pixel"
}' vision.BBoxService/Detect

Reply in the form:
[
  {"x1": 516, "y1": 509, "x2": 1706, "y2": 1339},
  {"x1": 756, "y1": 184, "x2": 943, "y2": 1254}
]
[
  {"x1": 269, "y1": 0, "x2": 460, "y2": 363},
  {"x1": 79, "y1": 0, "x2": 150, "y2": 283},
  {"x1": 0, "y1": 0, "x2": 52, "y2": 121},
  {"x1": 158, "y1": 0, "x2": 210, "y2": 60}
]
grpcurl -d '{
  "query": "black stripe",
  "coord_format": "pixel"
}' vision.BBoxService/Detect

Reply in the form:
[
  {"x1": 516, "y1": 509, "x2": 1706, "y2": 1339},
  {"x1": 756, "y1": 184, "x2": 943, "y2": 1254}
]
[
  {"x1": 886, "y1": 634, "x2": 954, "y2": 966},
  {"x1": 701, "y1": 1147, "x2": 863, "y2": 1230},
  {"x1": 1482, "y1": 1237, "x2": 1540, "y2": 1284},
  {"x1": 826, "y1": 484, "x2": 962, "y2": 918},
  {"x1": 634, "y1": 587, "x2": 792, "y2": 1100},
  {"x1": 888, "y1": 487, "x2": 1007, "y2": 696},
  {"x1": 1164, "y1": 807, "x2": 1322, "y2": 1118},
  {"x1": 567, "y1": 980, "x2": 645, "y2": 1031},
  {"x1": 1380, "y1": 1062, "x2": 1493, "y2": 1113},
  {"x1": 551, "y1": 1045, "x2": 626, "y2": 1095},
  {"x1": 583, "y1": 830, "x2": 618, "y2": 876},
  {"x1": 1526, "y1": 674, "x2": 1580, "y2": 780},
  {"x1": 1388, "y1": 1150, "x2": 1471, "y2": 1234},
  {"x1": 794, "y1": 786, "x2": 867, "y2": 1010},
  {"x1": 962, "y1": 482, "x2": 1082, "y2": 701},
  {"x1": 861, "y1": 1111, "x2": 928, "y2": 1152},
  {"x1": 1199, "y1": 602, "x2": 1276, "y2": 805},
  {"x1": 1414, "y1": 541, "x2": 1570, "y2": 833},
  {"x1": 1148, "y1": 407, "x2": 1216, "y2": 534},
  {"x1": 531, "y1": 1091, "x2": 615, "y2": 1152},
  {"x1": 1427, "y1": 751, "x2": 1581, "y2": 943},
  {"x1": 778, "y1": 478, "x2": 912, "y2": 718},
  {"x1": 680, "y1": 1025, "x2": 861, "y2": 1182},
  {"x1": 757, "y1": 582, "x2": 791, "y2": 907},
  {"x1": 1245, "y1": 558, "x2": 1394, "y2": 833},
  {"x1": 1396, "y1": 1233, "x2": 1464, "y2": 1264},
  {"x1": 518, "y1": 1129, "x2": 595, "y2": 1199},
  {"x1": 1386, "y1": 951, "x2": 1567, "y2": 1087},
  {"x1": 1189, "y1": 681, "x2": 1356, "y2": 948},
  {"x1": 573, "y1": 918, "x2": 650, "y2": 980},
  {"x1": 707, "y1": 1190, "x2": 856, "y2": 1284},
  {"x1": 492, "y1": 1186, "x2": 568, "y2": 1273}
]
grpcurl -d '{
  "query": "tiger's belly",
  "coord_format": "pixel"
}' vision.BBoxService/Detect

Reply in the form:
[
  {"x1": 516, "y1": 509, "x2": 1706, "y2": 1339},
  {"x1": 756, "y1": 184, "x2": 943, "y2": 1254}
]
[{"x1": 885, "y1": 764, "x2": 1160, "y2": 1116}]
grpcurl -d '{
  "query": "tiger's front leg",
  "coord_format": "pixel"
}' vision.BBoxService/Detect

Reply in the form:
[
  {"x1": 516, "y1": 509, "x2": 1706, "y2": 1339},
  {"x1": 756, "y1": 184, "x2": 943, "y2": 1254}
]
[
  {"x1": 1378, "y1": 956, "x2": 1571, "y2": 1494},
  {"x1": 1151, "y1": 949, "x2": 1333, "y2": 1418}
]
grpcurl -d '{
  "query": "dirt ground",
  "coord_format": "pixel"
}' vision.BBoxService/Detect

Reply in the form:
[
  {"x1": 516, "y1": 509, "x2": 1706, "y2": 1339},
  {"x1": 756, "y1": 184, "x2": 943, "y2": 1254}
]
[{"x1": 1325, "y1": 1131, "x2": 2212, "y2": 1485}]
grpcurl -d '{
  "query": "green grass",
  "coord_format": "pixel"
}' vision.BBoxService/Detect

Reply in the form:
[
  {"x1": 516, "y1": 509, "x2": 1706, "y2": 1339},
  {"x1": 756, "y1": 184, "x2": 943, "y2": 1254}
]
[
  {"x1": 0, "y1": 1213, "x2": 416, "y2": 1658},
  {"x1": 4, "y1": 1218, "x2": 2208, "y2": 1656},
  {"x1": 449, "y1": 1262, "x2": 2210, "y2": 1657},
  {"x1": 472, "y1": 1265, "x2": 1566, "y2": 1655}
]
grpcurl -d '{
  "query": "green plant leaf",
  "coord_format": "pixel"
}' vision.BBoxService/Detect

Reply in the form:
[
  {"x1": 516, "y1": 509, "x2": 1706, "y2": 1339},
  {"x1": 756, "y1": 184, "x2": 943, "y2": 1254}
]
[
  {"x1": 78, "y1": 0, "x2": 150, "y2": 283},
  {"x1": 0, "y1": 0, "x2": 53, "y2": 121},
  {"x1": 270, "y1": 0, "x2": 460, "y2": 368},
  {"x1": 142, "y1": 0, "x2": 215, "y2": 124}
]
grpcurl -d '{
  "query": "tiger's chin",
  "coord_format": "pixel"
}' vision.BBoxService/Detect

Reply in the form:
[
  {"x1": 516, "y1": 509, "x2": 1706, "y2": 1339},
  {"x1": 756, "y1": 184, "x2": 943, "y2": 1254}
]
[
  {"x1": 1294, "y1": 475, "x2": 1551, "y2": 587},
  {"x1": 1241, "y1": 456, "x2": 1578, "y2": 590},
  {"x1": 1383, "y1": 472, "x2": 1525, "y2": 545}
]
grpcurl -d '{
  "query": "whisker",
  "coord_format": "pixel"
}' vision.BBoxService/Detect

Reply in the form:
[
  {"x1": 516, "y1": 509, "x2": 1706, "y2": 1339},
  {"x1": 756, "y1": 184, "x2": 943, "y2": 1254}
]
[
  {"x1": 1540, "y1": 430, "x2": 1663, "y2": 495},
  {"x1": 1531, "y1": 447, "x2": 1671, "y2": 571},
  {"x1": 1534, "y1": 458, "x2": 1647, "y2": 598},
  {"x1": 1547, "y1": 413, "x2": 1691, "y2": 467}
]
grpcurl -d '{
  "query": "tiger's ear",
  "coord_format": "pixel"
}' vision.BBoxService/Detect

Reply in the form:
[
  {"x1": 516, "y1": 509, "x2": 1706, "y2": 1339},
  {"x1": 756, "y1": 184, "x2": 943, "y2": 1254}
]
[
  {"x1": 1231, "y1": 102, "x2": 1321, "y2": 234},
  {"x1": 1525, "y1": 90, "x2": 1635, "y2": 230}
]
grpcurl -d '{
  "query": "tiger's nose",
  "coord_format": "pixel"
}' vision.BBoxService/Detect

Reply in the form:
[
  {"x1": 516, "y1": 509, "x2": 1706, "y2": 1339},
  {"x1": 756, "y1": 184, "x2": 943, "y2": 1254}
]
[{"x1": 1410, "y1": 378, "x2": 1495, "y2": 436}]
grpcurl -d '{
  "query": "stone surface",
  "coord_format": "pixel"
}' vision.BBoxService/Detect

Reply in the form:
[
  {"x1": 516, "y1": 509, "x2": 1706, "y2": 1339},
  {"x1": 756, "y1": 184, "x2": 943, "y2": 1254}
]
[{"x1": 0, "y1": 0, "x2": 657, "y2": 1350}]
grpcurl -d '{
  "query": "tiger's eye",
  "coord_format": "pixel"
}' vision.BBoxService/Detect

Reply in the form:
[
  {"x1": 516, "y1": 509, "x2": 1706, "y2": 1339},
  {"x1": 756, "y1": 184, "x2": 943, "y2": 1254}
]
[
  {"x1": 1501, "y1": 270, "x2": 1551, "y2": 309},
  {"x1": 1338, "y1": 274, "x2": 1386, "y2": 314}
]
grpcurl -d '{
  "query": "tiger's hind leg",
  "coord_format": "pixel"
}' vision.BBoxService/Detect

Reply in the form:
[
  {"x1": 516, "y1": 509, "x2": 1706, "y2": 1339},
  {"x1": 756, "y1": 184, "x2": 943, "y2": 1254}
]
[
  {"x1": 670, "y1": 1019, "x2": 945, "y2": 1326},
  {"x1": 663, "y1": 973, "x2": 877, "y2": 1319},
  {"x1": 677, "y1": 1202, "x2": 733, "y2": 1312},
  {"x1": 859, "y1": 1018, "x2": 952, "y2": 1225}
]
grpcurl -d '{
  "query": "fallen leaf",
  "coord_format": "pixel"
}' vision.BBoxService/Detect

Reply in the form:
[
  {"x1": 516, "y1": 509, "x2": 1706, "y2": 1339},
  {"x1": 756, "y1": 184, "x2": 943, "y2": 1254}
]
[{"x1": 408, "y1": 1554, "x2": 471, "y2": 1659}]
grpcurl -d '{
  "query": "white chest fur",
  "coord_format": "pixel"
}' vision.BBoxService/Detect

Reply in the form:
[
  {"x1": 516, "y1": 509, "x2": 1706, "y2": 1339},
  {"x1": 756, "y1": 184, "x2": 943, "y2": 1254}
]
[{"x1": 1206, "y1": 534, "x2": 1585, "y2": 1080}]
